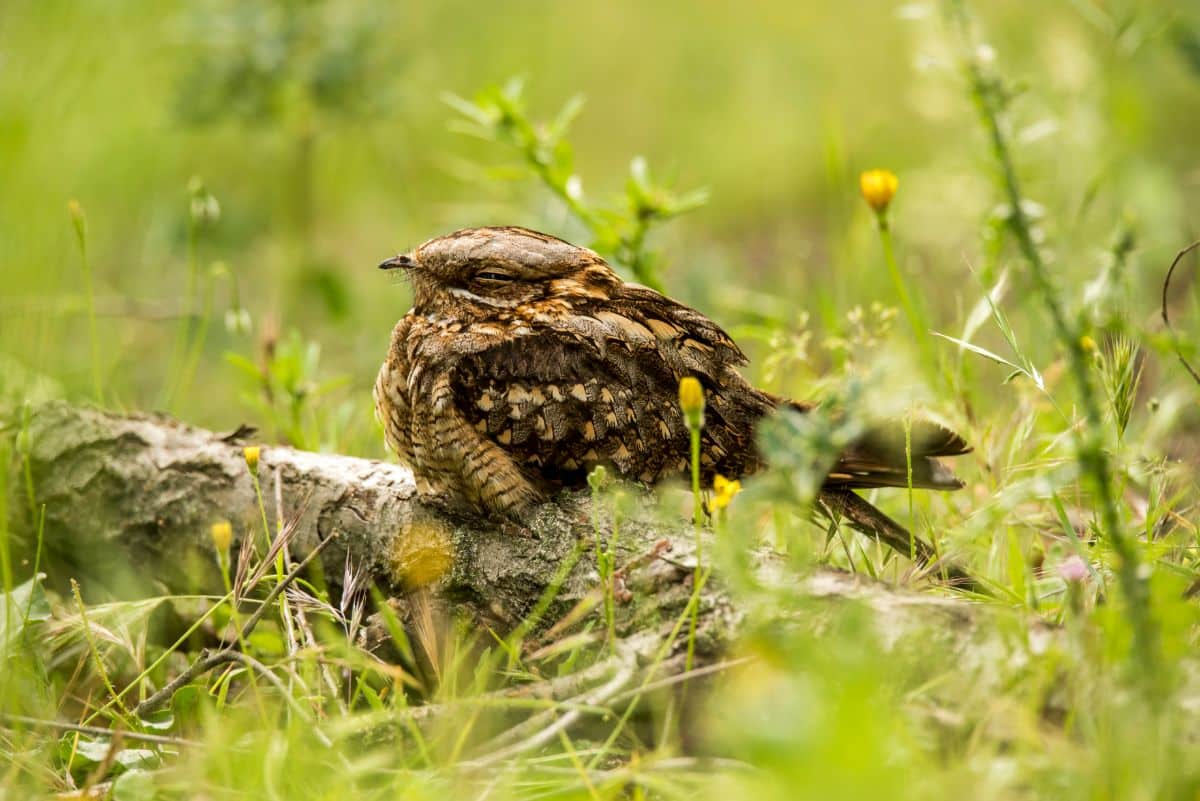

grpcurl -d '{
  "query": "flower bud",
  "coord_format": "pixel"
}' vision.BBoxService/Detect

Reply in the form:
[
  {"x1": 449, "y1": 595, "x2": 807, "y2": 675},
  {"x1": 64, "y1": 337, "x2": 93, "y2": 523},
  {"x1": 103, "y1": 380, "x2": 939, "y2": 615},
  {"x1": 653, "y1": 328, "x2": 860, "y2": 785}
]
[
  {"x1": 67, "y1": 199, "x2": 87, "y2": 245},
  {"x1": 1058, "y1": 554, "x2": 1088, "y2": 583},
  {"x1": 211, "y1": 520, "x2": 233, "y2": 553},
  {"x1": 243, "y1": 446, "x2": 261, "y2": 475},
  {"x1": 859, "y1": 169, "x2": 898, "y2": 215},
  {"x1": 678, "y1": 376, "x2": 705, "y2": 430}
]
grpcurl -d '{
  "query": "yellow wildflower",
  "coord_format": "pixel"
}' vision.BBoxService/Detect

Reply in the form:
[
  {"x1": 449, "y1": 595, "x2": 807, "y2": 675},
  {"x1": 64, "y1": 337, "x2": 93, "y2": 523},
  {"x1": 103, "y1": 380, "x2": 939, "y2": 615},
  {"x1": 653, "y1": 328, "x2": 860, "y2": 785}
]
[
  {"x1": 712, "y1": 474, "x2": 742, "y2": 510},
  {"x1": 243, "y1": 446, "x2": 261, "y2": 474},
  {"x1": 859, "y1": 169, "x2": 898, "y2": 215},
  {"x1": 210, "y1": 520, "x2": 233, "y2": 553},
  {"x1": 1080, "y1": 335, "x2": 1097, "y2": 353},
  {"x1": 678, "y1": 376, "x2": 705, "y2": 430}
]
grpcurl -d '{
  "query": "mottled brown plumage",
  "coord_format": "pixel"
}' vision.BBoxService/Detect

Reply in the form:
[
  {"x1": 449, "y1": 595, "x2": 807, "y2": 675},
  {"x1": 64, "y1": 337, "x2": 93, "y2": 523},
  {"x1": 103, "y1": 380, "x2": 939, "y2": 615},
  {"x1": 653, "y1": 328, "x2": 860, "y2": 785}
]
[{"x1": 374, "y1": 226, "x2": 970, "y2": 531}]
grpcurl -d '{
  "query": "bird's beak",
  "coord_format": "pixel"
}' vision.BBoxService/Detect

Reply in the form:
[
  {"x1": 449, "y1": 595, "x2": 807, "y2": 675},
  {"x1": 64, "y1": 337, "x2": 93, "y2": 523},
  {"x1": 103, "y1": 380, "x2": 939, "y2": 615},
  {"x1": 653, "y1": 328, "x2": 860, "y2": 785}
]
[{"x1": 378, "y1": 253, "x2": 415, "y2": 271}]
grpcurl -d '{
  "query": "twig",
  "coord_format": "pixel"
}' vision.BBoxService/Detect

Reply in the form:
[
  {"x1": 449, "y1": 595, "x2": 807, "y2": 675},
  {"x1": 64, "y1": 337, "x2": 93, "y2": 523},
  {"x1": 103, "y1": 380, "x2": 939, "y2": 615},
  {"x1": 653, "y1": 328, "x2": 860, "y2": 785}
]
[
  {"x1": 607, "y1": 656, "x2": 754, "y2": 704},
  {"x1": 238, "y1": 532, "x2": 334, "y2": 642},
  {"x1": 1159, "y1": 240, "x2": 1200, "y2": 387},
  {"x1": 0, "y1": 713, "x2": 198, "y2": 747}
]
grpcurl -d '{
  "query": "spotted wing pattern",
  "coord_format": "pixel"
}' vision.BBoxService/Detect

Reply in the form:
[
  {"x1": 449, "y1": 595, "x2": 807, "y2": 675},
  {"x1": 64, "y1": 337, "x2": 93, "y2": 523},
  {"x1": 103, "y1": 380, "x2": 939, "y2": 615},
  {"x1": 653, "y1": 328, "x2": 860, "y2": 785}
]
[{"x1": 450, "y1": 288, "x2": 778, "y2": 493}]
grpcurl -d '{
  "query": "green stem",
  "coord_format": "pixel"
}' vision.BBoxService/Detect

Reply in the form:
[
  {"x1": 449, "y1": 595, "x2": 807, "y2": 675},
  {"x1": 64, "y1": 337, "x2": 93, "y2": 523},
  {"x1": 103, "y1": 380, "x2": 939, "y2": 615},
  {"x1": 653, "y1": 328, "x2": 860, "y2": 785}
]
[
  {"x1": 621, "y1": 215, "x2": 665, "y2": 293},
  {"x1": 215, "y1": 546, "x2": 253, "y2": 658},
  {"x1": 164, "y1": 214, "x2": 200, "y2": 409},
  {"x1": 605, "y1": 515, "x2": 619, "y2": 650},
  {"x1": 251, "y1": 470, "x2": 296, "y2": 652},
  {"x1": 177, "y1": 266, "x2": 216, "y2": 406},
  {"x1": 903, "y1": 414, "x2": 915, "y2": 561},
  {"x1": 0, "y1": 438, "x2": 11, "y2": 598},
  {"x1": 878, "y1": 217, "x2": 935, "y2": 371},
  {"x1": 686, "y1": 424, "x2": 703, "y2": 672},
  {"x1": 71, "y1": 211, "x2": 102, "y2": 403},
  {"x1": 689, "y1": 427, "x2": 702, "y2": 529},
  {"x1": 71, "y1": 580, "x2": 132, "y2": 722}
]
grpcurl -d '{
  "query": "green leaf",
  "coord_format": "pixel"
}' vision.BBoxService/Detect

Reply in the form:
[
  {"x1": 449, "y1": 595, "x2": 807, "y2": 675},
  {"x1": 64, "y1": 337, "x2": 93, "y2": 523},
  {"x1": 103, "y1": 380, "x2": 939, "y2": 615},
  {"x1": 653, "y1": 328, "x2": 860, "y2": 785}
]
[
  {"x1": 114, "y1": 748, "x2": 160, "y2": 771},
  {"x1": 931, "y1": 331, "x2": 1023, "y2": 372},
  {"x1": 138, "y1": 709, "x2": 175, "y2": 732},
  {"x1": 1, "y1": 573, "x2": 50, "y2": 657},
  {"x1": 223, "y1": 352, "x2": 262, "y2": 382},
  {"x1": 112, "y1": 769, "x2": 157, "y2": 801},
  {"x1": 64, "y1": 734, "x2": 114, "y2": 767},
  {"x1": 440, "y1": 92, "x2": 496, "y2": 128},
  {"x1": 547, "y1": 94, "x2": 586, "y2": 142},
  {"x1": 169, "y1": 684, "x2": 203, "y2": 727}
]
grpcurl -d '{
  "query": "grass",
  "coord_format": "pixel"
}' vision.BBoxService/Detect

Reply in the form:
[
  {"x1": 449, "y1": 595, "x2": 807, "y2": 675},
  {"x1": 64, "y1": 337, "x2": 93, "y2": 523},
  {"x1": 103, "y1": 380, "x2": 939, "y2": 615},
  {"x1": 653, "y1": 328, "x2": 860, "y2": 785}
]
[{"x1": 4, "y1": 0, "x2": 1200, "y2": 798}]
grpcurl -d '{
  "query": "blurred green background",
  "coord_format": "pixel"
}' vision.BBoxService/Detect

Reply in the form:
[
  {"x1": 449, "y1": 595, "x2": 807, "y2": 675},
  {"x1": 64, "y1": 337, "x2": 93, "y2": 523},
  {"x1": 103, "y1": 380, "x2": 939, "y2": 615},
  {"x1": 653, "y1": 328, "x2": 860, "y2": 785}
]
[
  {"x1": 7, "y1": 4, "x2": 1200, "y2": 798},
  {"x1": 2, "y1": 0, "x2": 1198, "y2": 449}
]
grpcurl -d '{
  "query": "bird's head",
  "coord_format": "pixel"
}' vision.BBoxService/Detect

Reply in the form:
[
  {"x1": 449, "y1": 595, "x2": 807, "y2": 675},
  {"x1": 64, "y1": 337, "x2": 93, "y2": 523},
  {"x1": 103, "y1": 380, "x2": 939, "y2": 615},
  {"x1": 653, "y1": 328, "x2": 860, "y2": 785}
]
[{"x1": 379, "y1": 227, "x2": 620, "y2": 313}]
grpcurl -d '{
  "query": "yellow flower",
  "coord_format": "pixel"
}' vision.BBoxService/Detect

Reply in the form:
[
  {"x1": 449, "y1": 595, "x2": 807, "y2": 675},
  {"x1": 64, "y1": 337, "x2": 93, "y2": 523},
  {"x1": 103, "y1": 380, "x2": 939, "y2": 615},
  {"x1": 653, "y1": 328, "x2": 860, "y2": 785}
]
[
  {"x1": 711, "y1": 474, "x2": 742, "y2": 510},
  {"x1": 1079, "y1": 335, "x2": 1097, "y2": 353},
  {"x1": 859, "y1": 169, "x2": 898, "y2": 215},
  {"x1": 210, "y1": 520, "x2": 233, "y2": 552},
  {"x1": 678, "y1": 376, "x2": 705, "y2": 429},
  {"x1": 243, "y1": 446, "x2": 261, "y2": 474}
]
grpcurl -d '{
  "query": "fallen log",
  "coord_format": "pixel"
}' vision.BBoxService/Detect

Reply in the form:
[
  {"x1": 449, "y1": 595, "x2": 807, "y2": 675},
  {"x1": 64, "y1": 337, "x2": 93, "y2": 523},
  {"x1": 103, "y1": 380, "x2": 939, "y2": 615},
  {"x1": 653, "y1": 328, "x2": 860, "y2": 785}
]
[{"x1": 4, "y1": 402, "x2": 997, "y2": 691}]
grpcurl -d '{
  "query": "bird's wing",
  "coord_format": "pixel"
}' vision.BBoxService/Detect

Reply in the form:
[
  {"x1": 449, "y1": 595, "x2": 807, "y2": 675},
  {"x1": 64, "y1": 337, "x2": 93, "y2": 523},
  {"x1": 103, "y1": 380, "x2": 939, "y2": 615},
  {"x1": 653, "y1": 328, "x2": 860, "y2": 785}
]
[
  {"x1": 450, "y1": 329, "x2": 689, "y2": 485},
  {"x1": 449, "y1": 295, "x2": 773, "y2": 486}
]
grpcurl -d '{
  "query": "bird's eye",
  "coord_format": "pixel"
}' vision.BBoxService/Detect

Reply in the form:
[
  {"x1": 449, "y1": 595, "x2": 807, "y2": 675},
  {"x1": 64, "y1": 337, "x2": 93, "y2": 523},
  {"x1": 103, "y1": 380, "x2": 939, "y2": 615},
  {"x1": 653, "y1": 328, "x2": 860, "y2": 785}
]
[{"x1": 475, "y1": 270, "x2": 515, "y2": 282}]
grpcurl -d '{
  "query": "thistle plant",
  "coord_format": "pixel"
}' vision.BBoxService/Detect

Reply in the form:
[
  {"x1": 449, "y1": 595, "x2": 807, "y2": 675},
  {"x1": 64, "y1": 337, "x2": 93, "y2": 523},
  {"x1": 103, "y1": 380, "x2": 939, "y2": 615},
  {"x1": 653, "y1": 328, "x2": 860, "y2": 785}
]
[{"x1": 945, "y1": 0, "x2": 1158, "y2": 684}]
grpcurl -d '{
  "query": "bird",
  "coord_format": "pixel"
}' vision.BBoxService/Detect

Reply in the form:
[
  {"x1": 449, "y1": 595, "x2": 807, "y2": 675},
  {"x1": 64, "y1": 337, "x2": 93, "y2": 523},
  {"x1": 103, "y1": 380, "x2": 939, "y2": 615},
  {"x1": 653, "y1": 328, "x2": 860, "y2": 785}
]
[{"x1": 374, "y1": 226, "x2": 970, "y2": 562}]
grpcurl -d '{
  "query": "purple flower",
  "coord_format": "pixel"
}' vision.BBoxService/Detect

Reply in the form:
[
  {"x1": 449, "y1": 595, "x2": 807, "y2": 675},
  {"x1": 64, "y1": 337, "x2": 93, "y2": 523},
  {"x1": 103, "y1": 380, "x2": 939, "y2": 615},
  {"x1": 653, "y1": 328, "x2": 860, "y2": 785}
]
[{"x1": 1058, "y1": 555, "x2": 1089, "y2": 583}]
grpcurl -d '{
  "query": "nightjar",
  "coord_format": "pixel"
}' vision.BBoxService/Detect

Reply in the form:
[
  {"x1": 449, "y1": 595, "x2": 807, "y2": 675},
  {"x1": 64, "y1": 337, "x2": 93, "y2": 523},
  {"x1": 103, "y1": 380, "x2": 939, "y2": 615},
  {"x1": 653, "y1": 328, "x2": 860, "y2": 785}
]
[{"x1": 374, "y1": 226, "x2": 969, "y2": 540}]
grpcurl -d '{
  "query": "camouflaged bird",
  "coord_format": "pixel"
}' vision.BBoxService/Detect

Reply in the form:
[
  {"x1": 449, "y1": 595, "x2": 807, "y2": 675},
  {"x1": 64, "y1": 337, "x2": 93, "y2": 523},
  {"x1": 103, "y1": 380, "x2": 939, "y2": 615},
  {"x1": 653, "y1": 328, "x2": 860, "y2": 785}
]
[{"x1": 374, "y1": 226, "x2": 970, "y2": 538}]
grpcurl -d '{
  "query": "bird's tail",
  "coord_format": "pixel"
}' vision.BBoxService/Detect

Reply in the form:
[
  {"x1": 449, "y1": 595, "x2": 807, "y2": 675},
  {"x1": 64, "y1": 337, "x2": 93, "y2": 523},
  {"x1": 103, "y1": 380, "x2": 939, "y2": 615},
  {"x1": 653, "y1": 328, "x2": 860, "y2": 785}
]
[
  {"x1": 817, "y1": 489, "x2": 984, "y2": 593},
  {"x1": 825, "y1": 417, "x2": 972, "y2": 492}
]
